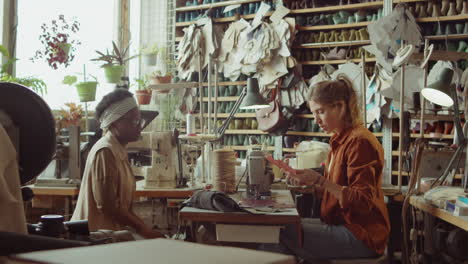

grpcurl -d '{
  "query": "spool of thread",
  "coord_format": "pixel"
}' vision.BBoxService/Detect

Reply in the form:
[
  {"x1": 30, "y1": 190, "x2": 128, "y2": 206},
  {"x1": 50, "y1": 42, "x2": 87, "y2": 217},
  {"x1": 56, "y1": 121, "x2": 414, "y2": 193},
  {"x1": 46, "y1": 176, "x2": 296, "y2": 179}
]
[
  {"x1": 211, "y1": 149, "x2": 237, "y2": 193},
  {"x1": 186, "y1": 111, "x2": 195, "y2": 135}
]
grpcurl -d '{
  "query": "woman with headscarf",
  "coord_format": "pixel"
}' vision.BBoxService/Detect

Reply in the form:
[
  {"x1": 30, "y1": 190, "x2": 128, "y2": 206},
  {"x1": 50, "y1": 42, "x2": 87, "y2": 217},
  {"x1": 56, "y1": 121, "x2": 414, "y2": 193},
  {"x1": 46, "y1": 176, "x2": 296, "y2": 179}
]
[{"x1": 71, "y1": 89, "x2": 163, "y2": 239}]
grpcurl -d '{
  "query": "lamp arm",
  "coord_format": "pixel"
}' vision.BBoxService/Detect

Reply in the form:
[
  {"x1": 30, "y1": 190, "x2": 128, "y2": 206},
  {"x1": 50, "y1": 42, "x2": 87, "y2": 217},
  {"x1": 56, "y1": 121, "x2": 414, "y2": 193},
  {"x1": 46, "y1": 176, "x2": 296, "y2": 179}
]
[
  {"x1": 216, "y1": 87, "x2": 247, "y2": 139},
  {"x1": 451, "y1": 86, "x2": 465, "y2": 145}
]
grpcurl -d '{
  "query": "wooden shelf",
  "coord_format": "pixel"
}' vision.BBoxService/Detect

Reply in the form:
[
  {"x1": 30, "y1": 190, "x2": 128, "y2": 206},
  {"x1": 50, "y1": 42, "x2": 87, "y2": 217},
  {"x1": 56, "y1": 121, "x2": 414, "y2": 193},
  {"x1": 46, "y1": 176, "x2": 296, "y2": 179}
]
[
  {"x1": 202, "y1": 112, "x2": 314, "y2": 118},
  {"x1": 410, "y1": 113, "x2": 456, "y2": 121},
  {"x1": 300, "y1": 58, "x2": 376, "y2": 65},
  {"x1": 410, "y1": 195, "x2": 468, "y2": 231},
  {"x1": 389, "y1": 171, "x2": 462, "y2": 179},
  {"x1": 393, "y1": 0, "x2": 428, "y2": 3},
  {"x1": 176, "y1": 0, "x2": 261, "y2": 12},
  {"x1": 202, "y1": 96, "x2": 239, "y2": 102},
  {"x1": 289, "y1": 1, "x2": 383, "y2": 14},
  {"x1": 294, "y1": 40, "x2": 371, "y2": 49},
  {"x1": 425, "y1": 34, "x2": 468, "y2": 41},
  {"x1": 225, "y1": 129, "x2": 267, "y2": 134},
  {"x1": 223, "y1": 145, "x2": 275, "y2": 151},
  {"x1": 202, "y1": 81, "x2": 247, "y2": 86},
  {"x1": 298, "y1": 21, "x2": 371, "y2": 31},
  {"x1": 285, "y1": 131, "x2": 329, "y2": 137},
  {"x1": 416, "y1": 14, "x2": 468, "y2": 23},
  {"x1": 148, "y1": 82, "x2": 198, "y2": 90},
  {"x1": 175, "y1": 11, "x2": 273, "y2": 27},
  {"x1": 222, "y1": 146, "x2": 300, "y2": 152},
  {"x1": 388, "y1": 133, "x2": 454, "y2": 139},
  {"x1": 202, "y1": 113, "x2": 256, "y2": 118}
]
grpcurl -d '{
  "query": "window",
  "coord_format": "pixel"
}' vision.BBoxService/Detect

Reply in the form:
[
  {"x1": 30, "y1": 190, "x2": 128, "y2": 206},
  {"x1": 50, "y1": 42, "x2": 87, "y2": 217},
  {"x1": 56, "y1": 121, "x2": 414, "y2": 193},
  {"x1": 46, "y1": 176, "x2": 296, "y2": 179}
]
[{"x1": 15, "y1": 0, "x2": 117, "y2": 110}]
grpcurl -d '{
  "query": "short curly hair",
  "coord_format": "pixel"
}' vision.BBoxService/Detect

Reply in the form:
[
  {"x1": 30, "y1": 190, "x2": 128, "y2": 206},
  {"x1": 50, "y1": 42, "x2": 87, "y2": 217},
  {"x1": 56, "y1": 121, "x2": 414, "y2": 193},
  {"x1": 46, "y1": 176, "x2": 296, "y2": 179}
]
[{"x1": 95, "y1": 89, "x2": 134, "y2": 120}]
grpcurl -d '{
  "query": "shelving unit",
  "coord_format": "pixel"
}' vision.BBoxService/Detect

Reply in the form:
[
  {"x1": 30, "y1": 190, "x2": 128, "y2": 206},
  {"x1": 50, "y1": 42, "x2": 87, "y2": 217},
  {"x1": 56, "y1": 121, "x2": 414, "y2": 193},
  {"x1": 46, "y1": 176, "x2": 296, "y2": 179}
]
[
  {"x1": 298, "y1": 21, "x2": 372, "y2": 31},
  {"x1": 300, "y1": 58, "x2": 376, "y2": 65},
  {"x1": 174, "y1": 0, "x2": 465, "y2": 177},
  {"x1": 294, "y1": 40, "x2": 371, "y2": 49},
  {"x1": 176, "y1": 0, "x2": 261, "y2": 12},
  {"x1": 289, "y1": 1, "x2": 383, "y2": 14}
]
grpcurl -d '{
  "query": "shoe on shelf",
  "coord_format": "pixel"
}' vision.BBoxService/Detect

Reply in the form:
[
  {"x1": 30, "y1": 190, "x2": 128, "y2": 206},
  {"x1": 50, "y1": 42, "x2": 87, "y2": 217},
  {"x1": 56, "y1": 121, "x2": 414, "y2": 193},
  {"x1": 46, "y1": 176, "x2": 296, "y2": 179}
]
[
  {"x1": 457, "y1": 40, "x2": 468, "y2": 52},
  {"x1": 456, "y1": 0, "x2": 463, "y2": 13},
  {"x1": 426, "y1": 2, "x2": 434, "y2": 15},
  {"x1": 358, "y1": 28, "x2": 369, "y2": 40},
  {"x1": 355, "y1": 10, "x2": 367, "y2": 22},
  {"x1": 321, "y1": 47, "x2": 347, "y2": 60},
  {"x1": 341, "y1": 30, "x2": 350, "y2": 41},
  {"x1": 456, "y1": 23, "x2": 464, "y2": 34},
  {"x1": 432, "y1": 3, "x2": 442, "y2": 17},
  {"x1": 349, "y1": 29, "x2": 358, "y2": 41},
  {"x1": 434, "y1": 22, "x2": 444, "y2": 36},
  {"x1": 445, "y1": 23, "x2": 455, "y2": 35},
  {"x1": 347, "y1": 16, "x2": 356, "y2": 24},
  {"x1": 441, "y1": 0, "x2": 450, "y2": 15},
  {"x1": 447, "y1": 2, "x2": 458, "y2": 16},
  {"x1": 462, "y1": 1, "x2": 468, "y2": 15},
  {"x1": 417, "y1": 3, "x2": 428, "y2": 17}
]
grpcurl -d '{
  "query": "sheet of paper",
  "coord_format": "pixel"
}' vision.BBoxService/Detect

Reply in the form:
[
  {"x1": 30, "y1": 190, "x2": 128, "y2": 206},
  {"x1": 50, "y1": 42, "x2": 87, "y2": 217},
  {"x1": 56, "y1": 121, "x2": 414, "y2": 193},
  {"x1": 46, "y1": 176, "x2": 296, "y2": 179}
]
[
  {"x1": 224, "y1": 4, "x2": 241, "y2": 13},
  {"x1": 269, "y1": 5, "x2": 290, "y2": 24},
  {"x1": 251, "y1": 2, "x2": 271, "y2": 30}
]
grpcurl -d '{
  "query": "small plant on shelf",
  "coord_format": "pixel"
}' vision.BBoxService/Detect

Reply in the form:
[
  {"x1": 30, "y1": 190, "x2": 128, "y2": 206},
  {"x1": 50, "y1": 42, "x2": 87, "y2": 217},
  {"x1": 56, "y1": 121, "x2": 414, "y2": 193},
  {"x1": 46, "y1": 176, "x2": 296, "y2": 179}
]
[
  {"x1": 56, "y1": 102, "x2": 84, "y2": 129},
  {"x1": 133, "y1": 76, "x2": 152, "y2": 105},
  {"x1": 31, "y1": 15, "x2": 81, "y2": 70}
]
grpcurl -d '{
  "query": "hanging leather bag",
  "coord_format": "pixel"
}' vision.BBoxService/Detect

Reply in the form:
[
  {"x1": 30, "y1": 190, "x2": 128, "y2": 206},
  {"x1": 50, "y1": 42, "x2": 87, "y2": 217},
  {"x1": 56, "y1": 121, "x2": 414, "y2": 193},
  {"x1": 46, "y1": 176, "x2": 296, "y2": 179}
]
[{"x1": 256, "y1": 79, "x2": 288, "y2": 133}]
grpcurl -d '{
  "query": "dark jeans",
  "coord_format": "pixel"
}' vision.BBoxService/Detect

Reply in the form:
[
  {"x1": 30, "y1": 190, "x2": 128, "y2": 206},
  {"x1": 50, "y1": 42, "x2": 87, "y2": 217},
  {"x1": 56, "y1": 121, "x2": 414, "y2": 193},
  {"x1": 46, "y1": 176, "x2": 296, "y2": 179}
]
[{"x1": 260, "y1": 219, "x2": 379, "y2": 262}]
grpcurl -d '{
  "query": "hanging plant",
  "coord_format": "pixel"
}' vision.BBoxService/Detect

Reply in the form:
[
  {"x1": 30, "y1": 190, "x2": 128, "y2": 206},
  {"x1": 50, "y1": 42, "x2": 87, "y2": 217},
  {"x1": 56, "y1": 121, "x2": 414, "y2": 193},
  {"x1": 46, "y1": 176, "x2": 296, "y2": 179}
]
[{"x1": 31, "y1": 15, "x2": 81, "y2": 70}]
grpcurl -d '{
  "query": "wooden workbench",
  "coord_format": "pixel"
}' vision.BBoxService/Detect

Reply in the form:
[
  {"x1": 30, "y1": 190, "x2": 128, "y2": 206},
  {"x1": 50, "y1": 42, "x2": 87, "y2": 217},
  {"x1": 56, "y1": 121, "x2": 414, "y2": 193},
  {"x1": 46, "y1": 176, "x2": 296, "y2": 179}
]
[{"x1": 410, "y1": 195, "x2": 468, "y2": 231}]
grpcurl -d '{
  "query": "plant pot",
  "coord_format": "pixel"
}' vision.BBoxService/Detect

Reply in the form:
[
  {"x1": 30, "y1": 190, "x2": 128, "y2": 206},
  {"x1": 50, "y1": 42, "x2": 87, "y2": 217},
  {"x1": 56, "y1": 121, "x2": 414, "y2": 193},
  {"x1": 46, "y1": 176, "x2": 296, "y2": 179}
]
[
  {"x1": 76, "y1": 81, "x2": 97, "y2": 102},
  {"x1": 150, "y1": 75, "x2": 172, "y2": 85},
  {"x1": 142, "y1": 54, "x2": 157, "y2": 65},
  {"x1": 103, "y1": 65, "x2": 125, "y2": 83},
  {"x1": 136, "y1": 90, "x2": 152, "y2": 105}
]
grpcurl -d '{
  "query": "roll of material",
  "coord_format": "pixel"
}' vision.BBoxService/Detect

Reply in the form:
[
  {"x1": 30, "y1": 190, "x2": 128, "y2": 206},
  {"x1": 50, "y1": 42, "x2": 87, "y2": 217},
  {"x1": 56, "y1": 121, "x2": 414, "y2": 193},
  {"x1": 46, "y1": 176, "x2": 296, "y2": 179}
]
[
  {"x1": 186, "y1": 112, "x2": 195, "y2": 135},
  {"x1": 211, "y1": 150, "x2": 237, "y2": 193}
]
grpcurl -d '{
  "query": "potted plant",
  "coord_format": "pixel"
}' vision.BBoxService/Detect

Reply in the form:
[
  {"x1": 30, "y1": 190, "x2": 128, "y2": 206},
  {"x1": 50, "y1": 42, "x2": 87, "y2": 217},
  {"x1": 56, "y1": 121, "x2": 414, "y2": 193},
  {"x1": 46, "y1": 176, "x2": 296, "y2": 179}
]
[
  {"x1": 31, "y1": 15, "x2": 81, "y2": 70},
  {"x1": 56, "y1": 103, "x2": 84, "y2": 129},
  {"x1": 133, "y1": 76, "x2": 152, "y2": 105},
  {"x1": 148, "y1": 45, "x2": 176, "y2": 86},
  {"x1": 63, "y1": 69, "x2": 98, "y2": 102},
  {"x1": 0, "y1": 45, "x2": 48, "y2": 95},
  {"x1": 92, "y1": 41, "x2": 138, "y2": 83},
  {"x1": 140, "y1": 43, "x2": 159, "y2": 66}
]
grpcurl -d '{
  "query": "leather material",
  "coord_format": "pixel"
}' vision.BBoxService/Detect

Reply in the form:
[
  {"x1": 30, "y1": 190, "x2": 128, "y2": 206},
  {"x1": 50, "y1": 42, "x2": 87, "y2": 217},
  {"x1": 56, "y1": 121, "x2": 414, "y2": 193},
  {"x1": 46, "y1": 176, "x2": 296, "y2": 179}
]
[{"x1": 256, "y1": 99, "x2": 288, "y2": 132}]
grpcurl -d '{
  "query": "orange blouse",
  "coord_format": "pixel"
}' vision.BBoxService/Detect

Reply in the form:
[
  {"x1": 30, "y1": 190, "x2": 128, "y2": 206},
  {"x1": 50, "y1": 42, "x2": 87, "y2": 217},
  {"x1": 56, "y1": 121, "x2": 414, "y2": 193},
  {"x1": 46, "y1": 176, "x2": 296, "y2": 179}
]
[{"x1": 320, "y1": 125, "x2": 390, "y2": 255}]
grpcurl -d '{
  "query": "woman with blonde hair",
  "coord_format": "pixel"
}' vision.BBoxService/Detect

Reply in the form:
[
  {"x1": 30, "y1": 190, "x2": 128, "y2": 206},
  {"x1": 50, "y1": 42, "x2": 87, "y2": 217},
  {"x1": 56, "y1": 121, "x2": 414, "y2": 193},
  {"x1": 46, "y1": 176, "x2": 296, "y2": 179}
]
[{"x1": 274, "y1": 76, "x2": 390, "y2": 261}]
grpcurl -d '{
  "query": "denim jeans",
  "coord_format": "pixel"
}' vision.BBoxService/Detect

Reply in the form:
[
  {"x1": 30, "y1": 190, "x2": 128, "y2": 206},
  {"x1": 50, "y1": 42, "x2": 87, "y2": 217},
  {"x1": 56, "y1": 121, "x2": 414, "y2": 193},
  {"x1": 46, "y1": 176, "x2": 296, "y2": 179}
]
[{"x1": 260, "y1": 219, "x2": 379, "y2": 263}]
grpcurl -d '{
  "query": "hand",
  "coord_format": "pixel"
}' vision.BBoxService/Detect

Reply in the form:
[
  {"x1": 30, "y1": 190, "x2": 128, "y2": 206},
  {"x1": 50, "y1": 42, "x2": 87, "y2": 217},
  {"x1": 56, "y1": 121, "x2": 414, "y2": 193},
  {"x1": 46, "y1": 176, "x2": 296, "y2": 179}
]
[
  {"x1": 139, "y1": 227, "x2": 165, "y2": 239},
  {"x1": 286, "y1": 169, "x2": 322, "y2": 186}
]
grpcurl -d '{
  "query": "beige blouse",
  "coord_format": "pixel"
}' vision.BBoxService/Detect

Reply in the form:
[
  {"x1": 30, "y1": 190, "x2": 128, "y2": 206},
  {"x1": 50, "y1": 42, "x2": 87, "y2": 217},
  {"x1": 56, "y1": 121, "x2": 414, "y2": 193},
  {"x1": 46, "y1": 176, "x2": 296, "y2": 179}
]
[{"x1": 71, "y1": 131, "x2": 135, "y2": 231}]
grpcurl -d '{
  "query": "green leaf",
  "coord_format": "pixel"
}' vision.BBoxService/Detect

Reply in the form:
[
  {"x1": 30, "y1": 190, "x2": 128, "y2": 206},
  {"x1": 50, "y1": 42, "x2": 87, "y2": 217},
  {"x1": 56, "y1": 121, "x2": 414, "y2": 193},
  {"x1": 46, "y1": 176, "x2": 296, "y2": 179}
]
[
  {"x1": 63, "y1": 75, "x2": 77, "y2": 85},
  {"x1": 0, "y1": 44, "x2": 10, "y2": 57}
]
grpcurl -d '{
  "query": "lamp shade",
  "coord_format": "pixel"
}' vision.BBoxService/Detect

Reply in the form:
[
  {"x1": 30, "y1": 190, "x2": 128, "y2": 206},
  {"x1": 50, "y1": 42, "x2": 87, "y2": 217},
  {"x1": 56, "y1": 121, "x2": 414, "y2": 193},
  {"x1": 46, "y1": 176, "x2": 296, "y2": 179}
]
[
  {"x1": 421, "y1": 68, "x2": 455, "y2": 107},
  {"x1": 240, "y1": 78, "x2": 269, "y2": 110}
]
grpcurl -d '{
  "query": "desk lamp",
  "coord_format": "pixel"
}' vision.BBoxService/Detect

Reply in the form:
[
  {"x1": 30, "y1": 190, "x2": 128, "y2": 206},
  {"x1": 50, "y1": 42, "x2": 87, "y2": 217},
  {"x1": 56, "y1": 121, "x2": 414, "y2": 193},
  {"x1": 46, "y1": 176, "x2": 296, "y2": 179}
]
[
  {"x1": 217, "y1": 77, "x2": 269, "y2": 138},
  {"x1": 421, "y1": 68, "x2": 467, "y2": 190}
]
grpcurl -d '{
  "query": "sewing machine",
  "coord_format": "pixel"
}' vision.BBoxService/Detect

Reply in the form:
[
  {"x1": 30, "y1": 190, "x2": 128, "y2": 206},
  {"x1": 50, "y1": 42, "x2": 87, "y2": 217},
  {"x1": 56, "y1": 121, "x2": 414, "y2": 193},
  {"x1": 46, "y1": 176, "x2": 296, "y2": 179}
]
[
  {"x1": 246, "y1": 150, "x2": 272, "y2": 198},
  {"x1": 128, "y1": 130, "x2": 182, "y2": 189}
]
